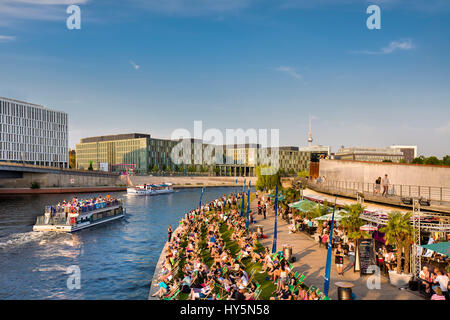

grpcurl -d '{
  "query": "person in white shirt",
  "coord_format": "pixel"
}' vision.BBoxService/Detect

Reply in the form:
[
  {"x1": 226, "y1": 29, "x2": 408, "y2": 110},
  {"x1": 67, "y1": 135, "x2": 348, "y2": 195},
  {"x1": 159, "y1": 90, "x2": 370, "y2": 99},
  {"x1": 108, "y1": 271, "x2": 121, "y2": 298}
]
[
  {"x1": 381, "y1": 174, "x2": 390, "y2": 197},
  {"x1": 433, "y1": 270, "x2": 449, "y2": 293}
]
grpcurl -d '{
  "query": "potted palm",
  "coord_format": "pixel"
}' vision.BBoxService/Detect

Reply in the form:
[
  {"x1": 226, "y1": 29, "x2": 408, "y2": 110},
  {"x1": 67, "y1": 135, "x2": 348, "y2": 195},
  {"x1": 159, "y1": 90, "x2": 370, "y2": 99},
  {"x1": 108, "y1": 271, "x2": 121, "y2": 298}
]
[
  {"x1": 340, "y1": 204, "x2": 369, "y2": 240},
  {"x1": 380, "y1": 211, "x2": 414, "y2": 287}
]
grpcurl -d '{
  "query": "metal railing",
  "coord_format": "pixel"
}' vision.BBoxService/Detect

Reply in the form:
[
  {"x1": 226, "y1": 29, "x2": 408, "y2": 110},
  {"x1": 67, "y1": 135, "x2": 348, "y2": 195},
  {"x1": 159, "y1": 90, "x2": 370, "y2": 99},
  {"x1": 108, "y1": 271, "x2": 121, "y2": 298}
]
[{"x1": 309, "y1": 180, "x2": 450, "y2": 203}]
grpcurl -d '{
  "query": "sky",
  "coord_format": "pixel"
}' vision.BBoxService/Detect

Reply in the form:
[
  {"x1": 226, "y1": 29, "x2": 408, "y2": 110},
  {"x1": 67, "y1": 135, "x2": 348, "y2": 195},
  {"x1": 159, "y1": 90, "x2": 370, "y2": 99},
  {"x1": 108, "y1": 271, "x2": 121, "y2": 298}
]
[{"x1": 0, "y1": 0, "x2": 449, "y2": 157}]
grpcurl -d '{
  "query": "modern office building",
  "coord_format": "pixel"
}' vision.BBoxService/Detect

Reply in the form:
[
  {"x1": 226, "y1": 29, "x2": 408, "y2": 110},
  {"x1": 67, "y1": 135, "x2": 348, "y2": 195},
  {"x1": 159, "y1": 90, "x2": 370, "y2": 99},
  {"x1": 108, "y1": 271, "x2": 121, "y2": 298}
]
[
  {"x1": 335, "y1": 147, "x2": 404, "y2": 162},
  {"x1": 0, "y1": 97, "x2": 68, "y2": 168},
  {"x1": 216, "y1": 143, "x2": 260, "y2": 177},
  {"x1": 389, "y1": 145, "x2": 418, "y2": 163},
  {"x1": 76, "y1": 133, "x2": 151, "y2": 174},
  {"x1": 262, "y1": 146, "x2": 310, "y2": 174}
]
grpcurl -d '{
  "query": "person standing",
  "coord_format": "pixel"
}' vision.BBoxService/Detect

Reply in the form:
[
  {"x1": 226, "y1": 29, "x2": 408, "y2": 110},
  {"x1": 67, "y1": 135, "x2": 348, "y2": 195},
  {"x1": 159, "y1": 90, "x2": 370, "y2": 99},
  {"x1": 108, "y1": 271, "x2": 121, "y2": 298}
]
[
  {"x1": 168, "y1": 225, "x2": 173, "y2": 242},
  {"x1": 263, "y1": 203, "x2": 267, "y2": 219},
  {"x1": 334, "y1": 243, "x2": 345, "y2": 275},
  {"x1": 382, "y1": 174, "x2": 390, "y2": 197},
  {"x1": 375, "y1": 177, "x2": 381, "y2": 195}
]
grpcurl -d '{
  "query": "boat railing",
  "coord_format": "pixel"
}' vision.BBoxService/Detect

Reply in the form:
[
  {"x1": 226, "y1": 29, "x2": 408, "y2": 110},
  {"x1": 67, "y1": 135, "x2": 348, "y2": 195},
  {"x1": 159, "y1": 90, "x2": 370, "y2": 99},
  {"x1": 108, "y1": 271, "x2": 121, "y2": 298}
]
[{"x1": 44, "y1": 199, "x2": 123, "y2": 215}]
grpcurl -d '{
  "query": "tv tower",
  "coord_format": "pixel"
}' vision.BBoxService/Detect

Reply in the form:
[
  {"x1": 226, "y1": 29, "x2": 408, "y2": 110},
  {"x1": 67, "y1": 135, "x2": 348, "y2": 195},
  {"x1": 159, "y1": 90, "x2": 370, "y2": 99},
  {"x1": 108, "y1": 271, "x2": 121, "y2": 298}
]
[{"x1": 308, "y1": 114, "x2": 313, "y2": 147}]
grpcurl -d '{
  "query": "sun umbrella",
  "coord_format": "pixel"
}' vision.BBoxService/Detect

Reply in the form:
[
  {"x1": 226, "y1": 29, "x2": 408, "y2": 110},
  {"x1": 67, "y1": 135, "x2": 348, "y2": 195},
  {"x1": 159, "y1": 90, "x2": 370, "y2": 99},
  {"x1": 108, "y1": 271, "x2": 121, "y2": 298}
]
[
  {"x1": 360, "y1": 224, "x2": 378, "y2": 232},
  {"x1": 314, "y1": 211, "x2": 343, "y2": 221},
  {"x1": 420, "y1": 242, "x2": 449, "y2": 256},
  {"x1": 288, "y1": 199, "x2": 316, "y2": 212}
]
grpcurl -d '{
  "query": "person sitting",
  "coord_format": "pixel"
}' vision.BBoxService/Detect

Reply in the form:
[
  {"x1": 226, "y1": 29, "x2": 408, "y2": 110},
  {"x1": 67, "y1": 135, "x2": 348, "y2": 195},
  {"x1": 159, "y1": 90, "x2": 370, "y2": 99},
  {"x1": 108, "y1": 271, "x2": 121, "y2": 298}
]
[
  {"x1": 420, "y1": 266, "x2": 432, "y2": 294},
  {"x1": 430, "y1": 287, "x2": 446, "y2": 300}
]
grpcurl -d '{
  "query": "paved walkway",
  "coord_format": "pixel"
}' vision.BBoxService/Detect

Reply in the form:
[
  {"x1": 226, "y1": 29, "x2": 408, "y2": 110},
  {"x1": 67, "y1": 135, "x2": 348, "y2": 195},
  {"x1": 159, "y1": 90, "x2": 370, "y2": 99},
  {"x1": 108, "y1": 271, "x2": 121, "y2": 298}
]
[{"x1": 249, "y1": 194, "x2": 423, "y2": 300}]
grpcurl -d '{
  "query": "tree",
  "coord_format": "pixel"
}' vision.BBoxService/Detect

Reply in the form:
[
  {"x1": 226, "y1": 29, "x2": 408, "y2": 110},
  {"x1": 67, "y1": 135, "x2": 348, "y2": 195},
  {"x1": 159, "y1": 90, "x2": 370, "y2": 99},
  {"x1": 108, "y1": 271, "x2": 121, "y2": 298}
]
[
  {"x1": 307, "y1": 203, "x2": 329, "y2": 220},
  {"x1": 399, "y1": 159, "x2": 406, "y2": 164},
  {"x1": 297, "y1": 170, "x2": 309, "y2": 178},
  {"x1": 380, "y1": 211, "x2": 414, "y2": 274},
  {"x1": 69, "y1": 149, "x2": 76, "y2": 169},
  {"x1": 88, "y1": 160, "x2": 93, "y2": 171},
  {"x1": 411, "y1": 156, "x2": 424, "y2": 164},
  {"x1": 443, "y1": 155, "x2": 450, "y2": 166},
  {"x1": 152, "y1": 165, "x2": 159, "y2": 172},
  {"x1": 161, "y1": 164, "x2": 167, "y2": 172},
  {"x1": 382, "y1": 159, "x2": 393, "y2": 163},
  {"x1": 256, "y1": 165, "x2": 281, "y2": 191},
  {"x1": 424, "y1": 156, "x2": 442, "y2": 165},
  {"x1": 411, "y1": 156, "x2": 425, "y2": 164},
  {"x1": 340, "y1": 204, "x2": 368, "y2": 240}
]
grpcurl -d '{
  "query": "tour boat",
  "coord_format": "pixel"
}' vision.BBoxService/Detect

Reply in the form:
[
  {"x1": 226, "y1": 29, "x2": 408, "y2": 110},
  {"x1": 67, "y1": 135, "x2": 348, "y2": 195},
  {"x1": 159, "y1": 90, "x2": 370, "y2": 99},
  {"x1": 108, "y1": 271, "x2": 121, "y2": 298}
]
[
  {"x1": 33, "y1": 198, "x2": 125, "y2": 232},
  {"x1": 127, "y1": 183, "x2": 174, "y2": 196}
]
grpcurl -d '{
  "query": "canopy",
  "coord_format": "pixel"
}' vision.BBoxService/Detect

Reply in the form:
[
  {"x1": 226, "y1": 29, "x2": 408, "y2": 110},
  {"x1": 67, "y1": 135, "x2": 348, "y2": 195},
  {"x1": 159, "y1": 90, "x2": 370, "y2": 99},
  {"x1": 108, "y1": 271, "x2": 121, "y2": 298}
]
[
  {"x1": 314, "y1": 211, "x2": 343, "y2": 221},
  {"x1": 420, "y1": 242, "x2": 449, "y2": 256},
  {"x1": 268, "y1": 193, "x2": 285, "y2": 201},
  {"x1": 360, "y1": 224, "x2": 378, "y2": 232},
  {"x1": 288, "y1": 199, "x2": 316, "y2": 212}
]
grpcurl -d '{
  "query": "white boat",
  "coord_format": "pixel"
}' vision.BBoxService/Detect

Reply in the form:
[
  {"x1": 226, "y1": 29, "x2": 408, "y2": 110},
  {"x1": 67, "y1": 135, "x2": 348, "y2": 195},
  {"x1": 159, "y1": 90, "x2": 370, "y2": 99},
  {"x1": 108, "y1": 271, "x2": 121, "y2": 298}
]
[
  {"x1": 127, "y1": 183, "x2": 174, "y2": 196},
  {"x1": 33, "y1": 198, "x2": 125, "y2": 232}
]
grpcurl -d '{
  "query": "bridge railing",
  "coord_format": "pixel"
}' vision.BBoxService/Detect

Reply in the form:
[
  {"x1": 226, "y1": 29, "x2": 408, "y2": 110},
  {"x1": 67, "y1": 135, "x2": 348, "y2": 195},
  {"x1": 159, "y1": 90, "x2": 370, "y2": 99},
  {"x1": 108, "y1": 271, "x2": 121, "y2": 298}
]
[{"x1": 308, "y1": 180, "x2": 450, "y2": 203}]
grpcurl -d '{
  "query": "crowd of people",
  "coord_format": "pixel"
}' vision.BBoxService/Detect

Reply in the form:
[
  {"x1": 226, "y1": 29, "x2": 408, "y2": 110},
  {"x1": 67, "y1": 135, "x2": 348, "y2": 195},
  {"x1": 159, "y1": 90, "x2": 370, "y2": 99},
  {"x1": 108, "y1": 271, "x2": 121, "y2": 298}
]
[{"x1": 151, "y1": 192, "x2": 324, "y2": 300}]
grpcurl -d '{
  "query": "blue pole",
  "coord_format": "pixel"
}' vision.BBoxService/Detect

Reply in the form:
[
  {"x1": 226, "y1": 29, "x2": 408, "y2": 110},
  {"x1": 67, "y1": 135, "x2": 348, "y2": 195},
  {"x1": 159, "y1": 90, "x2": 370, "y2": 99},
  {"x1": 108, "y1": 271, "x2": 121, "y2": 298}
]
[
  {"x1": 240, "y1": 179, "x2": 246, "y2": 217},
  {"x1": 198, "y1": 187, "x2": 205, "y2": 214},
  {"x1": 271, "y1": 185, "x2": 279, "y2": 253},
  {"x1": 246, "y1": 181, "x2": 251, "y2": 229},
  {"x1": 235, "y1": 178, "x2": 238, "y2": 197},
  {"x1": 323, "y1": 195, "x2": 338, "y2": 297}
]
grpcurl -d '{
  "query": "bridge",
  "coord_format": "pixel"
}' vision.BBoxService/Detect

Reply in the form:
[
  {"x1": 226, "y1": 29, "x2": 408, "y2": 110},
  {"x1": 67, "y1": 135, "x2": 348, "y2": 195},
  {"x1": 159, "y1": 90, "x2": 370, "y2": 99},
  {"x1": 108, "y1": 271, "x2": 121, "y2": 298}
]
[{"x1": 0, "y1": 161, "x2": 120, "y2": 189}]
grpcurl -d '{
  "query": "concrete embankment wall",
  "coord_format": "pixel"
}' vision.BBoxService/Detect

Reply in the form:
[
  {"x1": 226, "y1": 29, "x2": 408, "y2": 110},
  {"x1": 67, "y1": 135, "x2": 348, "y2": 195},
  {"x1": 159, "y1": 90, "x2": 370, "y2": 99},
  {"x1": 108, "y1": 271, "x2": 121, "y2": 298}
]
[
  {"x1": 131, "y1": 176, "x2": 257, "y2": 188},
  {"x1": 0, "y1": 171, "x2": 122, "y2": 189},
  {"x1": 319, "y1": 159, "x2": 450, "y2": 188}
]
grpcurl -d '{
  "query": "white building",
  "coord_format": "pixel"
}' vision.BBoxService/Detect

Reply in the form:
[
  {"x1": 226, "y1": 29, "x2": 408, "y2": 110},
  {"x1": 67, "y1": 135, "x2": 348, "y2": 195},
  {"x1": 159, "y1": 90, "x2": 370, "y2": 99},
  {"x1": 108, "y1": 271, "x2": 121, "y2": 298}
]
[{"x1": 0, "y1": 97, "x2": 68, "y2": 168}]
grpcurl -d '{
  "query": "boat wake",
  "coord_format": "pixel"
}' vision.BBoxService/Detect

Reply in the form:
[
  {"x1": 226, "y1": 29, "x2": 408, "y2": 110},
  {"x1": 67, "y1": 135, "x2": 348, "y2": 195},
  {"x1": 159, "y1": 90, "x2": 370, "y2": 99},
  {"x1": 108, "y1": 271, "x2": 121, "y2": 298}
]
[{"x1": 0, "y1": 231, "x2": 49, "y2": 249}]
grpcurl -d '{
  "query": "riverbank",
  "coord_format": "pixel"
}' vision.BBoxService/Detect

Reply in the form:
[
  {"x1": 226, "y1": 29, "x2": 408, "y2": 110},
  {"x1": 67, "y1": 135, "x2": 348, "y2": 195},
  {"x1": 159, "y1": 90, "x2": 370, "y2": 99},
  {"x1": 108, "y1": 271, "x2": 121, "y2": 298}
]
[{"x1": 0, "y1": 186, "x2": 127, "y2": 195}]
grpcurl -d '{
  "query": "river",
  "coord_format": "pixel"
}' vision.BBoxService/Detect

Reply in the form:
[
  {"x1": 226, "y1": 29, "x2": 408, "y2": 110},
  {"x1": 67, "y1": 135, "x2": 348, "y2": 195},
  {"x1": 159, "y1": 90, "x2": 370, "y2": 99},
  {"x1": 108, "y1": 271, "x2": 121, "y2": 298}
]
[{"x1": 0, "y1": 186, "x2": 236, "y2": 299}]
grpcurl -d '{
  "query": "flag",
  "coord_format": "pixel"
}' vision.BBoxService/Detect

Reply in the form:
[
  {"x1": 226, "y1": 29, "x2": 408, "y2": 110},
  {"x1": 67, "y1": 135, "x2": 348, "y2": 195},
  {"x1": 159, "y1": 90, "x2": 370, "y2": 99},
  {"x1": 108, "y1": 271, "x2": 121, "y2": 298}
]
[
  {"x1": 323, "y1": 195, "x2": 337, "y2": 296},
  {"x1": 272, "y1": 184, "x2": 278, "y2": 253},
  {"x1": 246, "y1": 181, "x2": 251, "y2": 228}
]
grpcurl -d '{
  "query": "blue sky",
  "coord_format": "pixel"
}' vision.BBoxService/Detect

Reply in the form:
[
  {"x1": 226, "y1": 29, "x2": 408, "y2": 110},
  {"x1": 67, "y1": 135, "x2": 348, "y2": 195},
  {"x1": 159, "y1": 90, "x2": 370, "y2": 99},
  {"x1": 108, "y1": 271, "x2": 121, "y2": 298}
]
[{"x1": 0, "y1": 0, "x2": 449, "y2": 157}]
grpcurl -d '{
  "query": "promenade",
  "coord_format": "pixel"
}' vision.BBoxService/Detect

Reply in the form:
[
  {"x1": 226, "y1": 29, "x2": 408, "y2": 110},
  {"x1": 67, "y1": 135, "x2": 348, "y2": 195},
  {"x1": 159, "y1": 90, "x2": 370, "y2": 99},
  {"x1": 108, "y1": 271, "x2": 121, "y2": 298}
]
[{"x1": 249, "y1": 192, "x2": 422, "y2": 300}]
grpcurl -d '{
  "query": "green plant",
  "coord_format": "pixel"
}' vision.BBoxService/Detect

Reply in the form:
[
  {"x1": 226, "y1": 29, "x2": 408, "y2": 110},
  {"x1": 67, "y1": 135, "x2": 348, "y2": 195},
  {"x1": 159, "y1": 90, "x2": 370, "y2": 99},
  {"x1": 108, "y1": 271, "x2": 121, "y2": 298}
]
[
  {"x1": 31, "y1": 181, "x2": 40, "y2": 189},
  {"x1": 380, "y1": 211, "x2": 414, "y2": 274},
  {"x1": 340, "y1": 204, "x2": 369, "y2": 240},
  {"x1": 88, "y1": 160, "x2": 93, "y2": 171}
]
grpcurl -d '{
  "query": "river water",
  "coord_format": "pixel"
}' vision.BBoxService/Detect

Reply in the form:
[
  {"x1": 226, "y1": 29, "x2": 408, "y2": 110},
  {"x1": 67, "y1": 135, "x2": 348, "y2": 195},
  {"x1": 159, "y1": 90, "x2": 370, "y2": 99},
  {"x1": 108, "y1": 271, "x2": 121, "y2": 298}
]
[{"x1": 0, "y1": 186, "x2": 235, "y2": 299}]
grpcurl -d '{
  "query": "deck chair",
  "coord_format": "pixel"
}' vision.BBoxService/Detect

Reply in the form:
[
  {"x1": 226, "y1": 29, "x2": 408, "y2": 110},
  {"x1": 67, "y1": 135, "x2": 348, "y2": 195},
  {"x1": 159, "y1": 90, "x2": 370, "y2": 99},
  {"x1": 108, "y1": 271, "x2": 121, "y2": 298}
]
[
  {"x1": 253, "y1": 283, "x2": 262, "y2": 300},
  {"x1": 162, "y1": 283, "x2": 180, "y2": 300}
]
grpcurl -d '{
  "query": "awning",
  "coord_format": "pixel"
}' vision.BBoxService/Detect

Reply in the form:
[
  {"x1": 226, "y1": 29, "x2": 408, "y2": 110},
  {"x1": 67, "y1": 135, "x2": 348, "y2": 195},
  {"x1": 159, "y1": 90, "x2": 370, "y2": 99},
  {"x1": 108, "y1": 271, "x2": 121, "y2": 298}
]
[
  {"x1": 314, "y1": 211, "x2": 343, "y2": 221},
  {"x1": 420, "y1": 242, "x2": 449, "y2": 256},
  {"x1": 288, "y1": 199, "x2": 316, "y2": 212}
]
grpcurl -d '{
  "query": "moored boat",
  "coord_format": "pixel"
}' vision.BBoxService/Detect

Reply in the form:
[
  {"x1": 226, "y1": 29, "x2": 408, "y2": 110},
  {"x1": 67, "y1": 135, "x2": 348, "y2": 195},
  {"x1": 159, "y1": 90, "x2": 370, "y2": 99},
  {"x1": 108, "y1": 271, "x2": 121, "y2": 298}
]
[
  {"x1": 127, "y1": 183, "x2": 174, "y2": 196},
  {"x1": 33, "y1": 196, "x2": 125, "y2": 232}
]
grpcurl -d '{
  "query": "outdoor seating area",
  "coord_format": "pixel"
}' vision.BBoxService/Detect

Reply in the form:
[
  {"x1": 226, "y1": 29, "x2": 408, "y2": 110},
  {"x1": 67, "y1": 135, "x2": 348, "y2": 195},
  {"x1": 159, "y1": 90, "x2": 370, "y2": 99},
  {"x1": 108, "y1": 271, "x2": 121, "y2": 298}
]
[{"x1": 151, "y1": 192, "x2": 329, "y2": 300}]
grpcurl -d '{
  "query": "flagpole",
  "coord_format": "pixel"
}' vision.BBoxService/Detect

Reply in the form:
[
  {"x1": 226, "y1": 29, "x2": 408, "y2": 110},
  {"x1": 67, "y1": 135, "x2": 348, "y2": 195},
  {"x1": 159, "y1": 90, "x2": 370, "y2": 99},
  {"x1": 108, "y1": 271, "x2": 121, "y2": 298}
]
[
  {"x1": 246, "y1": 181, "x2": 251, "y2": 229},
  {"x1": 271, "y1": 184, "x2": 279, "y2": 253},
  {"x1": 323, "y1": 195, "x2": 338, "y2": 297},
  {"x1": 240, "y1": 178, "x2": 246, "y2": 217},
  {"x1": 198, "y1": 186, "x2": 205, "y2": 214}
]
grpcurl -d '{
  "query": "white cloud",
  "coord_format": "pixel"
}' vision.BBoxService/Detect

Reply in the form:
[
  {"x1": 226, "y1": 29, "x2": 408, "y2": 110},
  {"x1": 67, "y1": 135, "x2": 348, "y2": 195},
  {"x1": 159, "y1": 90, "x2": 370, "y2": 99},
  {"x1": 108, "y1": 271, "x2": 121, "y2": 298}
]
[
  {"x1": 0, "y1": 0, "x2": 88, "y2": 25},
  {"x1": 0, "y1": 35, "x2": 16, "y2": 42},
  {"x1": 352, "y1": 39, "x2": 414, "y2": 55},
  {"x1": 129, "y1": 60, "x2": 140, "y2": 70},
  {"x1": 131, "y1": 0, "x2": 253, "y2": 16},
  {"x1": 274, "y1": 66, "x2": 302, "y2": 80}
]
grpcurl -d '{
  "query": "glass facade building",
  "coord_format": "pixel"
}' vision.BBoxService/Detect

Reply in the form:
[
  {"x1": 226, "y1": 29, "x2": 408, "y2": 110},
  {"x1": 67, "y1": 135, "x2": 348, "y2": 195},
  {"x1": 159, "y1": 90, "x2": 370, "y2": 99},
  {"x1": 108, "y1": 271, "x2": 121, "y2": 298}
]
[{"x1": 0, "y1": 97, "x2": 68, "y2": 168}]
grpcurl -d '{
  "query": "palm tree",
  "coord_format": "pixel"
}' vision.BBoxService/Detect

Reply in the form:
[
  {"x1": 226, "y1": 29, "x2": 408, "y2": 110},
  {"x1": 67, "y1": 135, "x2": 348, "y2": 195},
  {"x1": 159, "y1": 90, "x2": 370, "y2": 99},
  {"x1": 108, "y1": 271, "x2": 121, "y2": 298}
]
[
  {"x1": 307, "y1": 203, "x2": 329, "y2": 220},
  {"x1": 340, "y1": 204, "x2": 368, "y2": 240},
  {"x1": 380, "y1": 211, "x2": 414, "y2": 274}
]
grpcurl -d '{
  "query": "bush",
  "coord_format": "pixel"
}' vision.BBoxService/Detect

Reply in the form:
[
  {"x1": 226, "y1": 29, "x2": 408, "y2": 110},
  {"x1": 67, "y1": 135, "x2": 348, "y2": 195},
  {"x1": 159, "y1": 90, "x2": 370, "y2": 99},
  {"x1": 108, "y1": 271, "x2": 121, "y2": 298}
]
[{"x1": 31, "y1": 181, "x2": 40, "y2": 189}]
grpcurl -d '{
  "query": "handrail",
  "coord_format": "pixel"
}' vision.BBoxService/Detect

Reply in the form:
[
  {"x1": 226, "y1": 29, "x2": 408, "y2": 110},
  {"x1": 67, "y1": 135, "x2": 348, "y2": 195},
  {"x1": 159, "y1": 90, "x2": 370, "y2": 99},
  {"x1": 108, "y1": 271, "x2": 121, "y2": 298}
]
[{"x1": 309, "y1": 180, "x2": 450, "y2": 203}]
